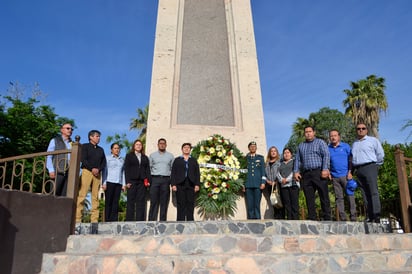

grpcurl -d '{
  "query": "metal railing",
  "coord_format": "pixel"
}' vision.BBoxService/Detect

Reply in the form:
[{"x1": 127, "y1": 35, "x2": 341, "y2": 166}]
[
  {"x1": 0, "y1": 142, "x2": 82, "y2": 234},
  {"x1": 394, "y1": 146, "x2": 412, "y2": 233}
]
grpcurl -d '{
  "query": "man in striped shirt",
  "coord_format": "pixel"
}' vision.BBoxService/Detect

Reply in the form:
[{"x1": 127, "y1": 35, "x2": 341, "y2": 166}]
[{"x1": 294, "y1": 126, "x2": 331, "y2": 221}]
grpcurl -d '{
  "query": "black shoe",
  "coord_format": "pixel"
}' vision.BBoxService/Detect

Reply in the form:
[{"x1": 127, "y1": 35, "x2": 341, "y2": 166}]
[
  {"x1": 90, "y1": 223, "x2": 98, "y2": 234},
  {"x1": 365, "y1": 218, "x2": 380, "y2": 223}
]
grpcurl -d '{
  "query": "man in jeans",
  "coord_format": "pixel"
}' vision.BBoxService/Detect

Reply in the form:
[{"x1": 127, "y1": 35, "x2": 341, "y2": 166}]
[{"x1": 328, "y1": 129, "x2": 356, "y2": 221}]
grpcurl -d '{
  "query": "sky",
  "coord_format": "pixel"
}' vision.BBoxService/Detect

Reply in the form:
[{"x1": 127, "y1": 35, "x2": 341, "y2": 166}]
[{"x1": 1, "y1": 0, "x2": 411, "y2": 156}]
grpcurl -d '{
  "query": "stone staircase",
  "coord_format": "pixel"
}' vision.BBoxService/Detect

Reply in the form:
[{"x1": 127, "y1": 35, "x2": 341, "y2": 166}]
[{"x1": 41, "y1": 221, "x2": 412, "y2": 273}]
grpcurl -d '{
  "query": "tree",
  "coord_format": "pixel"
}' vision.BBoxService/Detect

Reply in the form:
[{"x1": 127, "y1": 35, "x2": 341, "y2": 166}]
[
  {"x1": 129, "y1": 104, "x2": 148, "y2": 145},
  {"x1": 286, "y1": 107, "x2": 355, "y2": 152},
  {"x1": 106, "y1": 133, "x2": 133, "y2": 152},
  {"x1": 401, "y1": 119, "x2": 412, "y2": 141},
  {"x1": 343, "y1": 75, "x2": 388, "y2": 138},
  {"x1": 0, "y1": 82, "x2": 74, "y2": 158}
]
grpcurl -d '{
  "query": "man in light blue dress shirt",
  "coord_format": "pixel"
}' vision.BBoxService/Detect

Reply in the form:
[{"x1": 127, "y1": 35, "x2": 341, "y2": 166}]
[
  {"x1": 46, "y1": 123, "x2": 73, "y2": 196},
  {"x1": 351, "y1": 123, "x2": 384, "y2": 223}
]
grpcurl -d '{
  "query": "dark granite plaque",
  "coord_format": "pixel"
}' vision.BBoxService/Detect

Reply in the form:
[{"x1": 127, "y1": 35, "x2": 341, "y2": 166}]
[{"x1": 177, "y1": 0, "x2": 234, "y2": 126}]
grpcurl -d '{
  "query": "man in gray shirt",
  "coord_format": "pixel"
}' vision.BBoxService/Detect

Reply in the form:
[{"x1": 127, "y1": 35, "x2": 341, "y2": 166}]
[{"x1": 148, "y1": 138, "x2": 174, "y2": 221}]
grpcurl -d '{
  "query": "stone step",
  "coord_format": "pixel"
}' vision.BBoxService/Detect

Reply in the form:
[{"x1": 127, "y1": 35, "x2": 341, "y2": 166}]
[
  {"x1": 41, "y1": 251, "x2": 412, "y2": 273},
  {"x1": 64, "y1": 234, "x2": 412, "y2": 256},
  {"x1": 41, "y1": 221, "x2": 411, "y2": 273},
  {"x1": 75, "y1": 220, "x2": 388, "y2": 236}
]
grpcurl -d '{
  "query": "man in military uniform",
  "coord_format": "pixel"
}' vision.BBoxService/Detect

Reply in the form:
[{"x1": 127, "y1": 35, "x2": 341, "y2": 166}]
[{"x1": 243, "y1": 141, "x2": 266, "y2": 219}]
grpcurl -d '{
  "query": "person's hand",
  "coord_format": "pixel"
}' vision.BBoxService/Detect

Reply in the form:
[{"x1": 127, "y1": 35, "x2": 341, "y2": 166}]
[
  {"x1": 321, "y1": 170, "x2": 329, "y2": 179},
  {"x1": 294, "y1": 172, "x2": 301, "y2": 182},
  {"x1": 91, "y1": 168, "x2": 99, "y2": 177},
  {"x1": 102, "y1": 184, "x2": 107, "y2": 191},
  {"x1": 260, "y1": 184, "x2": 265, "y2": 190},
  {"x1": 242, "y1": 186, "x2": 246, "y2": 193},
  {"x1": 347, "y1": 171, "x2": 353, "y2": 180},
  {"x1": 49, "y1": 172, "x2": 56, "y2": 179},
  {"x1": 172, "y1": 185, "x2": 177, "y2": 192},
  {"x1": 122, "y1": 186, "x2": 126, "y2": 192},
  {"x1": 282, "y1": 178, "x2": 287, "y2": 184},
  {"x1": 126, "y1": 183, "x2": 132, "y2": 189},
  {"x1": 194, "y1": 185, "x2": 200, "y2": 192}
]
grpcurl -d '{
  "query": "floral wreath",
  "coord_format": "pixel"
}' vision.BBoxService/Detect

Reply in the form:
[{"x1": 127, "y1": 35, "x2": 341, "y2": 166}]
[{"x1": 191, "y1": 134, "x2": 246, "y2": 219}]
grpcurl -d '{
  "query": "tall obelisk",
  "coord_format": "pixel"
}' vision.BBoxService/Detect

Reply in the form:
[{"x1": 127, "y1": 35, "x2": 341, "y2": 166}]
[{"x1": 146, "y1": 0, "x2": 268, "y2": 220}]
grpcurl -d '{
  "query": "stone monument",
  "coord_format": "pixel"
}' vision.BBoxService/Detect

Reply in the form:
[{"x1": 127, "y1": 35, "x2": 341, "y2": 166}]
[{"x1": 146, "y1": 0, "x2": 268, "y2": 220}]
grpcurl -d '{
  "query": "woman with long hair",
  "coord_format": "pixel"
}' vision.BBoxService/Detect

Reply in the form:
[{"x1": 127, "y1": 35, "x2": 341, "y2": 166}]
[
  {"x1": 265, "y1": 146, "x2": 284, "y2": 219},
  {"x1": 124, "y1": 139, "x2": 151, "y2": 221}
]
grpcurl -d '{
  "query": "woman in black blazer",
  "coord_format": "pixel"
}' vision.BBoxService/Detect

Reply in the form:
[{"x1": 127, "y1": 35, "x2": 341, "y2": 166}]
[
  {"x1": 171, "y1": 143, "x2": 200, "y2": 221},
  {"x1": 124, "y1": 139, "x2": 151, "y2": 221}
]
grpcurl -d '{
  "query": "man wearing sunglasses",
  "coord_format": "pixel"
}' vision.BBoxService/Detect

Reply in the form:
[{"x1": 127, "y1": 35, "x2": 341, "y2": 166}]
[
  {"x1": 351, "y1": 123, "x2": 384, "y2": 223},
  {"x1": 46, "y1": 123, "x2": 74, "y2": 196}
]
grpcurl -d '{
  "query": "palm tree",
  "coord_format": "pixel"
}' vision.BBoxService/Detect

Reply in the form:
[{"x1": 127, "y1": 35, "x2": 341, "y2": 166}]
[
  {"x1": 129, "y1": 105, "x2": 148, "y2": 145},
  {"x1": 401, "y1": 119, "x2": 412, "y2": 141},
  {"x1": 343, "y1": 75, "x2": 388, "y2": 138}
]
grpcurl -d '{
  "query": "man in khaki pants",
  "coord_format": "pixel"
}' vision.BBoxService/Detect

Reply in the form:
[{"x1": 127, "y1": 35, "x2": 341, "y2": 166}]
[{"x1": 76, "y1": 130, "x2": 106, "y2": 230}]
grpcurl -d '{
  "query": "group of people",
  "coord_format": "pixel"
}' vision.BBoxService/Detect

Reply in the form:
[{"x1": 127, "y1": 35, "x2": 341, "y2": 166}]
[
  {"x1": 47, "y1": 124, "x2": 201, "y2": 224},
  {"x1": 47, "y1": 121, "x2": 384, "y2": 223},
  {"x1": 244, "y1": 123, "x2": 384, "y2": 223}
]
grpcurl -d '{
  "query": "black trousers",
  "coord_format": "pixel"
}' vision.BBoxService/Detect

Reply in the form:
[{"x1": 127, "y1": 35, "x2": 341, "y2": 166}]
[
  {"x1": 175, "y1": 178, "x2": 195, "y2": 221},
  {"x1": 55, "y1": 173, "x2": 68, "y2": 196},
  {"x1": 280, "y1": 186, "x2": 300, "y2": 220},
  {"x1": 104, "y1": 182, "x2": 122, "y2": 222},
  {"x1": 356, "y1": 163, "x2": 380, "y2": 220},
  {"x1": 126, "y1": 180, "x2": 146, "y2": 221},
  {"x1": 148, "y1": 176, "x2": 170, "y2": 221},
  {"x1": 302, "y1": 169, "x2": 331, "y2": 221}
]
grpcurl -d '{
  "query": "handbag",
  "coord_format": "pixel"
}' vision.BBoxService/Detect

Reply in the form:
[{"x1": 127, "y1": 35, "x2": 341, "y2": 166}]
[{"x1": 270, "y1": 182, "x2": 283, "y2": 208}]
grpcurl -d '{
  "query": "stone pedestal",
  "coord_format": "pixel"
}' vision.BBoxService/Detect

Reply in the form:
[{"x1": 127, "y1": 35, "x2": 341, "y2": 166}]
[{"x1": 146, "y1": 0, "x2": 267, "y2": 220}]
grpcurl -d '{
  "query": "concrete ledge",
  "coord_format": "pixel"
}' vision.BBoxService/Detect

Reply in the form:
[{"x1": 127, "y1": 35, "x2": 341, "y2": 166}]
[{"x1": 75, "y1": 220, "x2": 386, "y2": 236}]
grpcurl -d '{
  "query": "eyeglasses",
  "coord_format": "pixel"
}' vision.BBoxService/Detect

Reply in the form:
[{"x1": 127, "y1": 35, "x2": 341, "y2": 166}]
[
  {"x1": 357, "y1": 127, "x2": 366, "y2": 130},
  {"x1": 64, "y1": 127, "x2": 73, "y2": 131}
]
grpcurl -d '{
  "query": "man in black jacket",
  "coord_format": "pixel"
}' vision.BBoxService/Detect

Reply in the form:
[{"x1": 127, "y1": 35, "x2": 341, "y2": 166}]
[{"x1": 171, "y1": 143, "x2": 200, "y2": 221}]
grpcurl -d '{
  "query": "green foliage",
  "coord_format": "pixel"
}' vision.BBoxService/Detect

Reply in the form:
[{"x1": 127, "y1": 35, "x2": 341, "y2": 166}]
[
  {"x1": 343, "y1": 74, "x2": 388, "y2": 138},
  {"x1": 129, "y1": 104, "x2": 148, "y2": 145},
  {"x1": 401, "y1": 119, "x2": 412, "y2": 141},
  {"x1": 0, "y1": 83, "x2": 74, "y2": 158},
  {"x1": 192, "y1": 134, "x2": 246, "y2": 219},
  {"x1": 286, "y1": 107, "x2": 355, "y2": 152},
  {"x1": 106, "y1": 133, "x2": 133, "y2": 153}
]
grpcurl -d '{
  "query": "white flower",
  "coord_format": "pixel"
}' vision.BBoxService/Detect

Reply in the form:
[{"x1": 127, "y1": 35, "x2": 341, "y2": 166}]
[
  {"x1": 212, "y1": 194, "x2": 218, "y2": 200},
  {"x1": 212, "y1": 187, "x2": 220, "y2": 194},
  {"x1": 209, "y1": 147, "x2": 215, "y2": 154},
  {"x1": 204, "y1": 181, "x2": 211, "y2": 188}
]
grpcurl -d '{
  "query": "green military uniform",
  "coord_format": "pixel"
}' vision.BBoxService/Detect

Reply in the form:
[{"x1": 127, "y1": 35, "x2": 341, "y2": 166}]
[{"x1": 245, "y1": 153, "x2": 266, "y2": 219}]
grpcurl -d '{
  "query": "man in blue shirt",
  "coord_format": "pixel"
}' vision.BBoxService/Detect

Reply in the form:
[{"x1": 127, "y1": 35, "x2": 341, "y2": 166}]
[
  {"x1": 352, "y1": 123, "x2": 384, "y2": 223},
  {"x1": 294, "y1": 126, "x2": 331, "y2": 221},
  {"x1": 328, "y1": 129, "x2": 356, "y2": 221}
]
